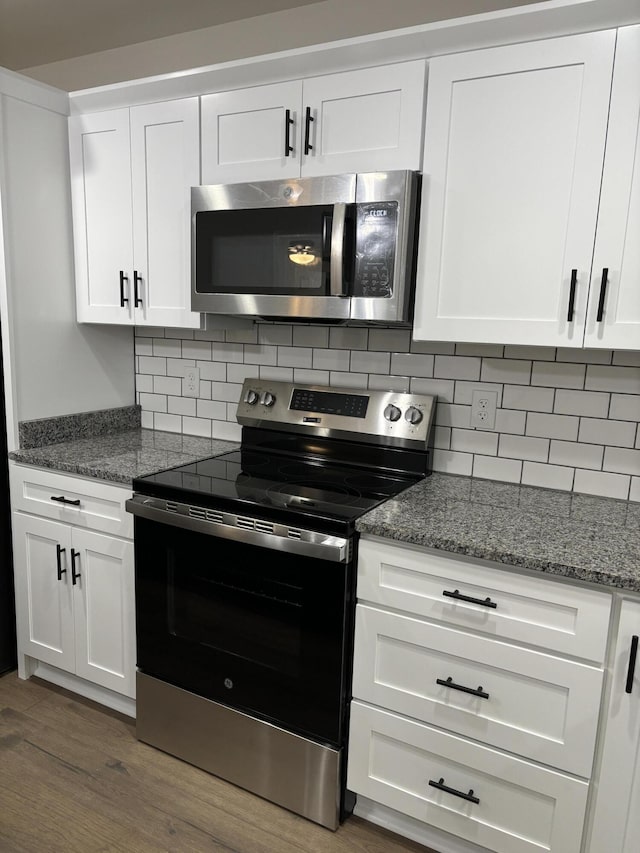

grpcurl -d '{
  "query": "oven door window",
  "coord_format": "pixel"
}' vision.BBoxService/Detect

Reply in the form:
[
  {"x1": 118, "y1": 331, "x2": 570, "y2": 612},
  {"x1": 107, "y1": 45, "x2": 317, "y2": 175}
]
[
  {"x1": 134, "y1": 518, "x2": 352, "y2": 746},
  {"x1": 195, "y1": 205, "x2": 335, "y2": 296}
]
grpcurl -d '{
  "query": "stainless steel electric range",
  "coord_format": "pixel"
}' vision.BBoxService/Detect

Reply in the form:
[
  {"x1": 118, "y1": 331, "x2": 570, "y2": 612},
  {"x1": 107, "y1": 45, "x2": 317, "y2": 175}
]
[{"x1": 126, "y1": 379, "x2": 436, "y2": 830}]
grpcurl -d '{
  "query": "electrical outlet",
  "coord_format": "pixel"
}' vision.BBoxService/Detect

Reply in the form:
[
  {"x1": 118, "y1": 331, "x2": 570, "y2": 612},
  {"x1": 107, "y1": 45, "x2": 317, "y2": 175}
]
[
  {"x1": 470, "y1": 389, "x2": 498, "y2": 430},
  {"x1": 183, "y1": 366, "x2": 200, "y2": 398}
]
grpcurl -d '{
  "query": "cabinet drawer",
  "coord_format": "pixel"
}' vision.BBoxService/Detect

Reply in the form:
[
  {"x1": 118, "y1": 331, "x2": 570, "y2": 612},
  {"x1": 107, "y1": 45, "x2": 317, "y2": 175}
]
[
  {"x1": 353, "y1": 605, "x2": 602, "y2": 777},
  {"x1": 10, "y1": 465, "x2": 132, "y2": 538},
  {"x1": 358, "y1": 538, "x2": 611, "y2": 662},
  {"x1": 348, "y1": 701, "x2": 589, "y2": 853}
]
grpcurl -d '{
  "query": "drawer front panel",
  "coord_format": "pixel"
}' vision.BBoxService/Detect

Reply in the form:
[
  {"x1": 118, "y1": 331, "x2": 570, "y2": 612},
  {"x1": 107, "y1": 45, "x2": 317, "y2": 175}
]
[
  {"x1": 10, "y1": 465, "x2": 132, "y2": 538},
  {"x1": 348, "y1": 701, "x2": 589, "y2": 853},
  {"x1": 353, "y1": 605, "x2": 602, "y2": 776},
  {"x1": 358, "y1": 538, "x2": 611, "y2": 662}
]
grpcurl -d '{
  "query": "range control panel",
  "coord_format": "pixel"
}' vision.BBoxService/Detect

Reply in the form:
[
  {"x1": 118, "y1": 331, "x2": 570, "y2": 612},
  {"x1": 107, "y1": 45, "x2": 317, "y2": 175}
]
[{"x1": 236, "y1": 379, "x2": 436, "y2": 446}]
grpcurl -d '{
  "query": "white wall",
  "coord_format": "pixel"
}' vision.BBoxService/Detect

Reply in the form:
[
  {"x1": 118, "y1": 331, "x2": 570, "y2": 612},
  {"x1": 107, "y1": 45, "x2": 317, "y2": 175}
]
[
  {"x1": 0, "y1": 95, "x2": 134, "y2": 427},
  {"x1": 21, "y1": 0, "x2": 544, "y2": 91}
]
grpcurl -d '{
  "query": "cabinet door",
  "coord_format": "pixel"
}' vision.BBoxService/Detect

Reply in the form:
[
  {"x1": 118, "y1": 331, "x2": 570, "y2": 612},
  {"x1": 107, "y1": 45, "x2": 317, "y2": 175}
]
[
  {"x1": 69, "y1": 109, "x2": 134, "y2": 323},
  {"x1": 71, "y1": 528, "x2": 135, "y2": 698},
  {"x1": 130, "y1": 98, "x2": 202, "y2": 329},
  {"x1": 587, "y1": 599, "x2": 640, "y2": 853},
  {"x1": 301, "y1": 61, "x2": 425, "y2": 177},
  {"x1": 11, "y1": 513, "x2": 75, "y2": 672},
  {"x1": 201, "y1": 81, "x2": 302, "y2": 183},
  {"x1": 584, "y1": 26, "x2": 640, "y2": 350},
  {"x1": 413, "y1": 31, "x2": 615, "y2": 346}
]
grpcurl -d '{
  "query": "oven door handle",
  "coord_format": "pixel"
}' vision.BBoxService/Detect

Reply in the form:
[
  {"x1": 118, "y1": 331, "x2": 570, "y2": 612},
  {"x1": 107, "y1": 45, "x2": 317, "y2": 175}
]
[{"x1": 125, "y1": 496, "x2": 350, "y2": 563}]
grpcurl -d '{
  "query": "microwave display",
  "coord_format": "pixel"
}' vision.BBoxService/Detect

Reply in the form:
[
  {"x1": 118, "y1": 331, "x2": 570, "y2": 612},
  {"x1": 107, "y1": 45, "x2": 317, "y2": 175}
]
[{"x1": 353, "y1": 202, "x2": 398, "y2": 298}]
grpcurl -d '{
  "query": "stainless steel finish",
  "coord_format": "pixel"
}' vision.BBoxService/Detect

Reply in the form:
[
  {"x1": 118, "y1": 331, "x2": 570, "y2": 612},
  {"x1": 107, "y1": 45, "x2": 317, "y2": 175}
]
[
  {"x1": 237, "y1": 379, "x2": 436, "y2": 449},
  {"x1": 330, "y1": 202, "x2": 347, "y2": 297},
  {"x1": 351, "y1": 170, "x2": 419, "y2": 324},
  {"x1": 192, "y1": 174, "x2": 355, "y2": 213},
  {"x1": 136, "y1": 672, "x2": 342, "y2": 830},
  {"x1": 126, "y1": 495, "x2": 350, "y2": 562}
]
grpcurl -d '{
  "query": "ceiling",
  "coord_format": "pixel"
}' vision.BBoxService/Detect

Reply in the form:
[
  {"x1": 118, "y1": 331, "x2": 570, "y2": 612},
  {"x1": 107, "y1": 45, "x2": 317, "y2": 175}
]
[{"x1": 0, "y1": 0, "x2": 322, "y2": 70}]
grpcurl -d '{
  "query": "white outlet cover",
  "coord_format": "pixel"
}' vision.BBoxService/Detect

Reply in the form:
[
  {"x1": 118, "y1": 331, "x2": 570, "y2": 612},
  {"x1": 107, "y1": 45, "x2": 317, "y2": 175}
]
[{"x1": 470, "y1": 389, "x2": 497, "y2": 430}]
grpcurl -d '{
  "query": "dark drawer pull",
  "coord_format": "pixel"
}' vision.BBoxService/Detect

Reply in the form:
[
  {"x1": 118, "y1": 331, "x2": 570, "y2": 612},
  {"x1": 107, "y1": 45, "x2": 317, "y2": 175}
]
[
  {"x1": 56, "y1": 544, "x2": 66, "y2": 581},
  {"x1": 429, "y1": 777, "x2": 479, "y2": 805},
  {"x1": 71, "y1": 549, "x2": 81, "y2": 586},
  {"x1": 119, "y1": 270, "x2": 129, "y2": 307},
  {"x1": 442, "y1": 589, "x2": 497, "y2": 609},
  {"x1": 437, "y1": 676, "x2": 489, "y2": 700},
  {"x1": 596, "y1": 267, "x2": 608, "y2": 323},
  {"x1": 284, "y1": 108, "x2": 294, "y2": 156},
  {"x1": 133, "y1": 270, "x2": 143, "y2": 307},
  {"x1": 303, "y1": 106, "x2": 314, "y2": 155},
  {"x1": 51, "y1": 495, "x2": 81, "y2": 507},
  {"x1": 626, "y1": 635, "x2": 638, "y2": 694},
  {"x1": 567, "y1": 268, "x2": 578, "y2": 322}
]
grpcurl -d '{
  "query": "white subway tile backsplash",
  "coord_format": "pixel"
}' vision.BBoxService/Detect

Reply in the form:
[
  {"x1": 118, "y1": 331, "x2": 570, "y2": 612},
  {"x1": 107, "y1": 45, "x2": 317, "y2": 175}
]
[
  {"x1": 573, "y1": 469, "x2": 630, "y2": 500},
  {"x1": 278, "y1": 346, "x2": 312, "y2": 369},
  {"x1": 473, "y1": 455, "x2": 522, "y2": 483},
  {"x1": 481, "y1": 358, "x2": 531, "y2": 385},
  {"x1": 531, "y1": 361, "x2": 585, "y2": 389},
  {"x1": 579, "y1": 417, "x2": 636, "y2": 448},
  {"x1": 434, "y1": 355, "x2": 480, "y2": 380},
  {"x1": 351, "y1": 350, "x2": 390, "y2": 374},
  {"x1": 182, "y1": 340, "x2": 213, "y2": 361},
  {"x1": 451, "y1": 428, "x2": 498, "y2": 456},
  {"x1": 390, "y1": 352, "x2": 434, "y2": 378},
  {"x1": 432, "y1": 449, "x2": 473, "y2": 476},
  {"x1": 140, "y1": 410, "x2": 154, "y2": 428},
  {"x1": 610, "y1": 394, "x2": 640, "y2": 422},
  {"x1": 586, "y1": 364, "x2": 640, "y2": 393},
  {"x1": 522, "y1": 462, "x2": 574, "y2": 491},
  {"x1": 526, "y1": 412, "x2": 579, "y2": 441},
  {"x1": 554, "y1": 389, "x2": 609, "y2": 418},
  {"x1": 136, "y1": 326, "x2": 165, "y2": 338},
  {"x1": 502, "y1": 384, "x2": 554, "y2": 412},
  {"x1": 603, "y1": 447, "x2": 640, "y2": 477},
  {"x1": 549, "y1": 440, "x2": 603, "y2": 470},
  {"x1": 135, "y1": 327, "x2": 640, "y2": 503},
  {"x1": 409, "y1": 377, "x2": 455, "y2": 403},
  {"x1": 499, "y1": 434, "x2": 549, "y2": 462}
]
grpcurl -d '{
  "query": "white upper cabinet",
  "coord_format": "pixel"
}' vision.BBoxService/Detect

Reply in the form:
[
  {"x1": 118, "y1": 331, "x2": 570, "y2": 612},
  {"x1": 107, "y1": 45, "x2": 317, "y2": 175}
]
[
  {"x1": 584, "y1": 25, "x2": 640, "y2": 350},
  {"x1": 413, "y1": 31, "x2": 616, "y2": 347},
  {"x1": 201, "y1": 61, "x2": 425, "y2": 184},
  {"x1": 70, "y1": 98, "x2": 201, "y2": 328}
]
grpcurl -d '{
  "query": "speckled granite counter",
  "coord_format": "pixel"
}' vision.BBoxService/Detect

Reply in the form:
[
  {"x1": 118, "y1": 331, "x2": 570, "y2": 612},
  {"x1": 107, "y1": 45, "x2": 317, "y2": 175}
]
[
  {"x1": 356, "y1": 472, "x2": 640, "y2": 593},
  {"x1": 9, "y1": 429, "x2": 238, "y2": 485}
]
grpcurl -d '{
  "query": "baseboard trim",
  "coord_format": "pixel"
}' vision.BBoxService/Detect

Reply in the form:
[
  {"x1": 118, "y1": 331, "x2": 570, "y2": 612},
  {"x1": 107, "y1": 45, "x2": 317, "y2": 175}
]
[{"x1": 27, "y1": 661, "x2": 136, "y2": 718}]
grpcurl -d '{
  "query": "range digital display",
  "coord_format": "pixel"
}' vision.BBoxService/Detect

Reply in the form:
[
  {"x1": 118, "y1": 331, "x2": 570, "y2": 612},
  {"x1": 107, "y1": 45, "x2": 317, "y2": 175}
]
[{"x1": 290, "y1": 389, "x2": 369, "y2": 418}]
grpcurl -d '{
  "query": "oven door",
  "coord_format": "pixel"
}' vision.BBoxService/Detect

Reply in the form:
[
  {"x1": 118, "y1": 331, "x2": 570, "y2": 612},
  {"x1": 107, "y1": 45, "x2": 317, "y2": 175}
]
[{"x1": 132, "y1": 512, "x2": 354, "y2": 747}]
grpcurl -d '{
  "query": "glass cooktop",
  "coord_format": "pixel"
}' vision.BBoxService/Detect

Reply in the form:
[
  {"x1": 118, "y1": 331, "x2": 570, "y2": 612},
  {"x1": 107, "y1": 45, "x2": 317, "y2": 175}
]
[{"x1": 133, "y1": 448, "x2": 422, "y2": 528}]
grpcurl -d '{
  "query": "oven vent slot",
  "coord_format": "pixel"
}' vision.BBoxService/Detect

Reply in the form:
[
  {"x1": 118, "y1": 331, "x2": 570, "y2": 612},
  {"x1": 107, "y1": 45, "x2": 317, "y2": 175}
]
[
  {"x1": 188, "y1": 506, "x2": 207, "y2": 521},
  {"x1": 255, "y1": 520, "x2": 275, "y2": 534},
  {"x1": 287, "y1": 529, "x2": 302, "y2": 540},
  {"x1": 205, "y1": 510, "x2": 224, "y2": 524},
  {"x1": 166, "y1": 501, "x2": 179, "y2": 514}
]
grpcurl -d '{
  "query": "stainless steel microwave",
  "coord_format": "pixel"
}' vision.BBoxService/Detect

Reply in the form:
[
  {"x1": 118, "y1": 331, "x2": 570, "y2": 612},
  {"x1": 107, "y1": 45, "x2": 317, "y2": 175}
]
[{"x1": 191, "y1": 171, "x2": 419, "y2": 323}]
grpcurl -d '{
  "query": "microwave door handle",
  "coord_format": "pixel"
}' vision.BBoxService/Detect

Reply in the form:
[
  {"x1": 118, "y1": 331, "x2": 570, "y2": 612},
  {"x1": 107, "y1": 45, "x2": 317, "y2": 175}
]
[{"x1": 330, "y1": 203, "x2": 347, "y2": 297}]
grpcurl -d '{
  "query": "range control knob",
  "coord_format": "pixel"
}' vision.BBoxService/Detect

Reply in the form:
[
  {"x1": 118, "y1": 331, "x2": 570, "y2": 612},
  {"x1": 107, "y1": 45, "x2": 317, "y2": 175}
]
[
  {"x1": 261, "y1": 391, "x2": 276, "y2": 408},
  {"x1": 384, "y1": 404, "x2": 402, "y2": 422},
  {"x1": 244, "y1": 389, "x2": 259, "y2": 405},
  {"x1": 404, "y1": 406, "x2": 423, "y2": 425}
]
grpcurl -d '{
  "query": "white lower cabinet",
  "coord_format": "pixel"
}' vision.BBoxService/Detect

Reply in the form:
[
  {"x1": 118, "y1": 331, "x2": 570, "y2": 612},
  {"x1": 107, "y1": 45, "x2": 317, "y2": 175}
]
[
  {"x1": 10, "y1": 465, "x2": 135, "y2": 700},
  {"x1": 348, "y1": 537, "x2": 612, "y2": 853}
]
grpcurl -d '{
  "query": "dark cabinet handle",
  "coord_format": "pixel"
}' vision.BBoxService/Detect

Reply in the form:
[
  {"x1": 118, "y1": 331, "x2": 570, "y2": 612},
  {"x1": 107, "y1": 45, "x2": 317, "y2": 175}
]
[
  {"x1": 134, "y1": 271, "x2": 143, "y2": 307},
  {"x1": 429, "y1": 777, "x2": 479, "y2": 805},
  {"x1": 51, "y1": 495, "x2": 81, "y2": 507},
  {"x1": 596, "y1": 267, "x2": 608, "y2": 323},
  {"x1": 284, "y1": 108, "x2": 294, "y2": 156},
  {"x1": 442, "y1": 589, "x2": 497, "y2": 609},
  {"x1": 567, "y1": 268, "x2": 578, "y2": 322},
  {"x1": 304, "y1": 106, "x2": 314, "y2": 155},
  {"x1": 71, "y1": 549, "x2": 81, "y2": 586},
  {"x1": 56, "y1": 544, "x2": 66, "y2": 581},
  {"x1": 625, "y1": 635, "x2": 638, "y2": 694},
  {"x1": 119, "y1": 270, "x2": 129, "y2": 307},
  {"x1": 436, "y1": 677, "x2": 489, "y2": 700}
]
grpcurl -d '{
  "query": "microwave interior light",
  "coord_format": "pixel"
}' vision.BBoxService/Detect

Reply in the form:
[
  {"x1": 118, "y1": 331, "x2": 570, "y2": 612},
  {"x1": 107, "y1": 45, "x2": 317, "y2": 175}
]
[{"x1": 288, "y1": 242, "x2": 317, "y2": 265}]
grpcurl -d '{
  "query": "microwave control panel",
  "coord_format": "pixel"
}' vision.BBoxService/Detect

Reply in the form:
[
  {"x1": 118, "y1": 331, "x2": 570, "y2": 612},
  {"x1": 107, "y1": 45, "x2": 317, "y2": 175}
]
[{"x1": 352, "y1": 202, "x2": 398, "y2": 299}]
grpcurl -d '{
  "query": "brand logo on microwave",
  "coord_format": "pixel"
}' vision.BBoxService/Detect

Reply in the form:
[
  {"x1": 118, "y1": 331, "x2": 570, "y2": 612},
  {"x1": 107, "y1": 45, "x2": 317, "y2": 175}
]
[{"x1": 367, "y1": 209, "x2": 388, "y2": 217}]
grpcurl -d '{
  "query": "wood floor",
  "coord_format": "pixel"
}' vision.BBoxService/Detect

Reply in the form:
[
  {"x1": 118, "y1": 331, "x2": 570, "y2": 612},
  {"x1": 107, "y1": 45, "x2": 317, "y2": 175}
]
[{"x1": 0, "y1": 672, "x2": 437, "y2": 853}]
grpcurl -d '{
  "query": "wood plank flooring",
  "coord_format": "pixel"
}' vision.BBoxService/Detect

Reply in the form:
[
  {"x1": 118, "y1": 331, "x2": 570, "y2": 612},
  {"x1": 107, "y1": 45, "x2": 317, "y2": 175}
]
[{"x1": 0, "y1": 672, "x2": 437, "y2": 853}]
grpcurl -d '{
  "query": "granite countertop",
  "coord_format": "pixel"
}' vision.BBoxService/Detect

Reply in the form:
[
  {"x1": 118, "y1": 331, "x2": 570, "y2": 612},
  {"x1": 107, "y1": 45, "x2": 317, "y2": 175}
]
[
  {"x1": 356, "y1": 472, "x2": 640, "y2": 593},
  {"x1": 10, "y1": 429, "x2": 238, "y2": 485}
]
